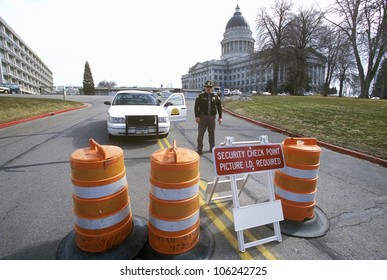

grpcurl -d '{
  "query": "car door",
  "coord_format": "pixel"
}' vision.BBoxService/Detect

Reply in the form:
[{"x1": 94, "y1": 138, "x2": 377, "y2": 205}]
[{"x1": 162, "y1": 93, "x2": 187, "y2": 122}]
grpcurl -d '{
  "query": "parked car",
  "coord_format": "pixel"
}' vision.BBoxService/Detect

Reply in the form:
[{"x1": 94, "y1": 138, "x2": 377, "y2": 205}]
[
  {"x1": 213, "y1": 86, "x2": 221, "y2": 95},
  {"x1": 231, "y1": 89, "x2": 242, "y2": 95},
  {"x1": 0, "y1": 86, "x2": 10, "y2": 93},
  {"x1": 104, "y1": 90, "x2": 186, "y2": 138},
  {"x1": 0, "y1": 83, "x2": 20, "y2": 94},
  {"x1": 224, "y1": 89, "x2": 231, "y2": 96}
]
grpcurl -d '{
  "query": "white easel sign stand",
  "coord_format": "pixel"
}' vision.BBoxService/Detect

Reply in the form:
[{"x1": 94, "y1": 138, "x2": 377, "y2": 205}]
[{"x1": 206, "y1": 135, "x2": 285, "y2": 252}]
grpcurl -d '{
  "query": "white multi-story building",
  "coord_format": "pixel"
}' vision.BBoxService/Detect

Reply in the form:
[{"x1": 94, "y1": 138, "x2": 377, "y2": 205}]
[
  {"x1": 182, "y1": 5, "x2": 325, "y2": 94},
  {"x1": 0, "y1": 15, "x2": 53, "y2": 94}
]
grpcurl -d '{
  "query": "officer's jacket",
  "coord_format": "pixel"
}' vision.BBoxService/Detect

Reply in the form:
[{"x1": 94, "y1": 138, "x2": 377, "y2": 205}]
[{"x1": 194, "y1": 93, "x2": 222, "y2": 118}]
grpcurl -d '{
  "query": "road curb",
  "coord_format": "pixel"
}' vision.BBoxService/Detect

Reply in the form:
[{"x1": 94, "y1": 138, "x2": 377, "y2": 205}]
[
  {"x1": 0, "y1": 104, "x2": 87, "y2": 129},
  {"x1": 223, "y1": 108, "x2": 387, "y2": 168}
]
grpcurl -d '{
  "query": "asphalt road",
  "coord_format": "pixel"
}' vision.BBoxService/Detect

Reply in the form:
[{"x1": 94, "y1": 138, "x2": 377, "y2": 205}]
[{"x1": 0, "y1": 94, "x2": 386, "y2": 260}]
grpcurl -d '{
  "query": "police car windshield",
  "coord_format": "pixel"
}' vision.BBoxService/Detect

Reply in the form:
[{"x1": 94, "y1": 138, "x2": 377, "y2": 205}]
[{"x1": 112, "y1": 93, "x2": 158, "y2": 106}]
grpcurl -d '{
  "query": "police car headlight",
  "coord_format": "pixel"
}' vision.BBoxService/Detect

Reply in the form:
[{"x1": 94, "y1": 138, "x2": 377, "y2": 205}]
[
  {"x1": 158, "y1": 117, "x2": 168, "y2": 123},
  {"x1": 109, "y1": 116, "x2": 125, "y2": 123}
]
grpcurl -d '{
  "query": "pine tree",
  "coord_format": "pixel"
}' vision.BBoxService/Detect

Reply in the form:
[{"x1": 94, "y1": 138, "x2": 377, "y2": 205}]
[{"x1": 83, "y1": 61, "x2": 95, "y2": 95}]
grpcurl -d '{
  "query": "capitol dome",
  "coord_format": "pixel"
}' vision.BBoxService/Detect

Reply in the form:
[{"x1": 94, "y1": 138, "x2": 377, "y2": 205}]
[
  {"x1": 221, "y1": 5, "x2": 255, "y2": 61},
  {"x1": 225, "y1": 5, "x2": 251, "y2": 30}
]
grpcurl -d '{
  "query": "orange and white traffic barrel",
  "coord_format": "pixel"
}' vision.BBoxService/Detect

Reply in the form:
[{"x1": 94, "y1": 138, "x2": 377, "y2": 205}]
[
  {"x1": 274, "y1": 138, "x2": 321, "y2": 222},
  {"x1": 148, "y1": 141, "x2": 200, "y2": 255},
  {"x1": 70, "y1": 139, "x2": 132, "y2": 252}
]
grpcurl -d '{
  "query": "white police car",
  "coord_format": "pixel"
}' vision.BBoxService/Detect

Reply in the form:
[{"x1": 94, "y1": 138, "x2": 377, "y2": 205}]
[{"x1": 104, "y1": 90, "x2": 186, "y2": 138}]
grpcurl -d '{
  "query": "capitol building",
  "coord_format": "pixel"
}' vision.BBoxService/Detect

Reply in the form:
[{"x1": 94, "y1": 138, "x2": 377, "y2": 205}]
[{"x1": 181, "y1": 5, "x2": 325, "y2": 94}]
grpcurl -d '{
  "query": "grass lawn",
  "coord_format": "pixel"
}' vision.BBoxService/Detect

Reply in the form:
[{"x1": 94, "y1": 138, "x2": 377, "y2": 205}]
[
  {"x1": 223, "y1": 95, "x2": 387, "y2": 160},
  {"x1": 0, "y1": 96, "x2": 83, "y2": 124}
]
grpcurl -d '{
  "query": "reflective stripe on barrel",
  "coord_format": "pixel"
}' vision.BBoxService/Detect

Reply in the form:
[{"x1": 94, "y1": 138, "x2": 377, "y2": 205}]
[
  {"x1": 274, "y1": 186, "x2": 316, "y2": 203},
  {"x1": 150, "y1": 179, "x2": 199, "y2": 201},
  {"x1": 280, "y1": 165, "x2": 319, "y2": 179},
  {"x1": 72, "y1": 173, "x2": 127, "y2": 199},
  {"x1": 75, "y1": 203, "x2": 131, "y2": 230},
  {"x1": 149, "y1": 210, "x2": 199, "y2": 232}
]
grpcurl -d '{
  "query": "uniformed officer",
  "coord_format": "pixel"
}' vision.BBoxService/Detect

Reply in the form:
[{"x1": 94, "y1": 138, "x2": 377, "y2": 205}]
[{"x1": 194, "y1": 80, "x2": 222, "y2": 154}]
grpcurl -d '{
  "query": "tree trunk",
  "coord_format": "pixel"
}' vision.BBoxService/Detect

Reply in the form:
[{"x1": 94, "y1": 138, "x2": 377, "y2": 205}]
[{"x1": 338, "y1": 78, "x2": 344, "y2": 97}]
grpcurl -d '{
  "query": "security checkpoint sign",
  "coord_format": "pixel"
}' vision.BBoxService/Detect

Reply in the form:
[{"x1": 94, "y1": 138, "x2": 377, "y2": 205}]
[{"x1": 213, "y1": 144, "x2": 285, "y2": 176}]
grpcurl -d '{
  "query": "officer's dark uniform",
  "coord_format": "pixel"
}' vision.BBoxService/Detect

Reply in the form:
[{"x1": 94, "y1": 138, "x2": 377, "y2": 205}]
[{"x1": 194, "y1": 81, "x2": 222, "y2": 154}]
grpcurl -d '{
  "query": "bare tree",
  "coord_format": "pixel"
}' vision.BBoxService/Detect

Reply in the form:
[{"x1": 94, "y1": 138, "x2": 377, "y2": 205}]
[
  {"x1": 98, "y1": 80, "x2": 117, "y2": 88},
  {"x1": 319, "y1": 24, "x2": 340, "y2": 96},
  {"x1": 327, "y1": 0, "x2": 387, "y2": 98},
  {"x1": 98, "y1": 80, "x2": 117, "y2": 94},
  {"x1": 335, "y1": 35, "x2": 357, "y2": 97},
  {"x1": 372, "y1": 58, "x2": 387, "y2": 99},
  {"x1": 283, "y1": 7, "x2": 325, "y2": 95},
  {"x1": 319, "y1": 24, "x2": 357, "y2": 97},
  {"x1": 255, "y1": 0, "x2": 293, "y2": 94}
]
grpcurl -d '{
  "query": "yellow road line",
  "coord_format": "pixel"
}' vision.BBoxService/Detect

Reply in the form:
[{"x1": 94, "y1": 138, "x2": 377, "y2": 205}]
[
  {"x1": 163, "y1": 138, "x2": 170, "y2": 148},
  {"x1": 199, "y1": 181, "x2": 277, "y2": 260},
  {"x1": 157, "y1": 137, "x2": 277, "y2": 260},
  {"x1": 158, "y1": 138, "x2": 171, "y2": 149},
  {"x1": 157, "y1": 139, "x2": 163, "y2": 149},
  {"x1": 199, "y1": 193, "x2": 253, "y2": 260}
]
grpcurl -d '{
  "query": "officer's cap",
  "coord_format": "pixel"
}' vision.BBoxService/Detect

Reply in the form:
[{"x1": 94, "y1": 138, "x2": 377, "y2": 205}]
[{"x1": 204, "y1": 80, "x2": 213, "y2": 87}]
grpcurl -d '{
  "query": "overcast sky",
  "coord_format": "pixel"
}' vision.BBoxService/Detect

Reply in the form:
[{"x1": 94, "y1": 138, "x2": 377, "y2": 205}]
[{"x1": 1, "y1": 0, "x2": 333, "y2": 88}]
